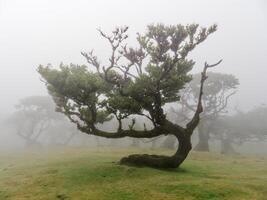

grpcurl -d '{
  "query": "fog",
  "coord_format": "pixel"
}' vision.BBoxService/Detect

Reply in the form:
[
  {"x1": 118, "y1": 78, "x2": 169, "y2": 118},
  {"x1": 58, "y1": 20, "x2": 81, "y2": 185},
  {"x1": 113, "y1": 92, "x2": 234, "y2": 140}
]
[{"x1": 0, "y1": 0, "x2": 267, "y2": 154}]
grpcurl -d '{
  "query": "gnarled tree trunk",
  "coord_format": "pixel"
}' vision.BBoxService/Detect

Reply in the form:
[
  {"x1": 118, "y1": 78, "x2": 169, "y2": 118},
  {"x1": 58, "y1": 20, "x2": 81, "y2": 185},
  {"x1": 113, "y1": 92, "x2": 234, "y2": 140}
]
[{"x1": 120, "y1": 134, "x2": 192, "y2": 168}]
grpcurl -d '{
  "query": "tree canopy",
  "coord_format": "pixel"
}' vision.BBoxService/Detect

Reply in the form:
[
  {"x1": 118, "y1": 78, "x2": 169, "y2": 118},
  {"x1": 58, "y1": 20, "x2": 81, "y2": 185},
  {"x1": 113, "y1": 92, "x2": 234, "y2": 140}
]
[{"x1": 38, "y1": 23, "x2": 220, "y2": 168}]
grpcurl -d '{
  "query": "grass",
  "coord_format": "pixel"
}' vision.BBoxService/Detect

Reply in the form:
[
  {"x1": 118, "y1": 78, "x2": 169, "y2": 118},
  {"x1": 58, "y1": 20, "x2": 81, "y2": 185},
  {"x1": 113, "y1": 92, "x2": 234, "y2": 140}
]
[{"x1": 0, "y1": 147, "x2": 266, "y2": 200}]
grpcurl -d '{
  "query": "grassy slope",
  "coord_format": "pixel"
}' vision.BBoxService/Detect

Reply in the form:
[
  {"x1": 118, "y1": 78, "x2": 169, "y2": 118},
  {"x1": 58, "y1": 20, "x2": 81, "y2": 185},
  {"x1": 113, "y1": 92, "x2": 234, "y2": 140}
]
[{"x1": 0, "y1": 147, "x2": 266, "y2": 200}]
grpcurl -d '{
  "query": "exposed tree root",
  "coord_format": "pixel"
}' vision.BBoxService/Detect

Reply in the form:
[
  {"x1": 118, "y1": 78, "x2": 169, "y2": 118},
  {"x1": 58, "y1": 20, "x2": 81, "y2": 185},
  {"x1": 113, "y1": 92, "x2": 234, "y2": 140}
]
[{"x1": 120, "y1": 154, "x2": 179, "y2": 168}]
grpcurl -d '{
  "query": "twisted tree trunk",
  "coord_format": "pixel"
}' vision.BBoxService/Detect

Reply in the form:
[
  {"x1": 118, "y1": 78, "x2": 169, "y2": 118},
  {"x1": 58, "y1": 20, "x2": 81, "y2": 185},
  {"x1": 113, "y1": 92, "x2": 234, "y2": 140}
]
[{"x1": 120, "y1": 134, "x2": 192, "y2": 168}]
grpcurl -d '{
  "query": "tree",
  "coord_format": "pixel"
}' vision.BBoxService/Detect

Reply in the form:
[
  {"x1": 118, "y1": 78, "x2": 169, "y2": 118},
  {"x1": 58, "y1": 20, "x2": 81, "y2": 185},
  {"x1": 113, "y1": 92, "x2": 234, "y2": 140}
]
[
  {"x1": 38, "y1": 24, "x2": 221, "y2": 168},
  {"x1": 242, "y1": 105, "x2": 267, "y2": 142},
  {"x1": 161, "y1": 106, "x2": 192, "y2": 150},
  {"x1": 203, "y1": 116, "x2": 238, "y2": 154},
  {"x1": 7, "y1": 96, "x2": 63, "y2": 147},
  {"x1": 214, "y1": 105, "x2": 267, "y2": 154},
  {"x1": 179, "y1": 72, "x2": 239, "y2": 151}
]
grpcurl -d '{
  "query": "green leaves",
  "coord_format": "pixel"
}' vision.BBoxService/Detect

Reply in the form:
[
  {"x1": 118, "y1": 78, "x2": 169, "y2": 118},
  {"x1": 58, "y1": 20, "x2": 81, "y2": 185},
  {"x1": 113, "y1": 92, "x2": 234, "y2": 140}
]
[
  {"x1": 104, "y1": 94, "x2": 142, "y2": 117},
  {"x1": 38, "y1": 64, "x2": 112, "y2": 125},
  {"x1": 38, "y1": 23, "x2": 218, "y2": 128}
]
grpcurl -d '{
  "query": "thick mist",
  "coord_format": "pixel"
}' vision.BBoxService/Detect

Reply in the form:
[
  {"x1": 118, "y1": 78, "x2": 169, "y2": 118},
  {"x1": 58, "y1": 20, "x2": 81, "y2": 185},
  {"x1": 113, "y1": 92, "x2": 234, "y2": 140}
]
[
  {"x1": 0, "y1": 2, "x2": 267, "y2": 199},
  {"x1": 0, "y1": 0, "x2": 267, "y2": 154}
]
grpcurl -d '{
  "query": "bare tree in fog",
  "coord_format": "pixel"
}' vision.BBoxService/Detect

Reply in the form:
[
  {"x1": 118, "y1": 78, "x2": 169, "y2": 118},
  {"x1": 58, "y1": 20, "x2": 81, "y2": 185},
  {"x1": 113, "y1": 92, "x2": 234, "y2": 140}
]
[
  {"x1": 243, "y1": 105, "x2": 267, "y2": 142},
  {"x1": 38, "y1": 23, "x2": 220, "y2": 168},
  {"x1": 7, "y1": 96, "x2": 63, "y2": 147},
  {"x1": 213, "y1": 105, "x2": 267, "y2": 154}
]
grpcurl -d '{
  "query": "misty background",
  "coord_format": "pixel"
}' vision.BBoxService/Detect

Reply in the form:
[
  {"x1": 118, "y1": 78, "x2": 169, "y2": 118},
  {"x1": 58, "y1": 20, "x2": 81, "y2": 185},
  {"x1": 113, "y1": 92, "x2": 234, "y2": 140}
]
[{"x1": 0, "y1": 0, "x2": 267, "y2": 151}]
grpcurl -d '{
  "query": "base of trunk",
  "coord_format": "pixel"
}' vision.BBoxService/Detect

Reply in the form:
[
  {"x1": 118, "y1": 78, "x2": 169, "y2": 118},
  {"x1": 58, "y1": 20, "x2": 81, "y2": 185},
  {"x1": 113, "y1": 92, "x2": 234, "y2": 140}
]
[
  {"x1": 120, "y1": 135, "x2": 192, "y2": 169},
  {"x1": 120, "y1": 154, "x2": 179, "y2": 168}
]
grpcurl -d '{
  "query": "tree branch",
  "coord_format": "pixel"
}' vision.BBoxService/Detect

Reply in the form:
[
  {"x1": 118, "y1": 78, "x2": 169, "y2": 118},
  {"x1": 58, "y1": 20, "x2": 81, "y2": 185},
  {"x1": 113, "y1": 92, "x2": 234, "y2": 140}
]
[{"x1": 186, "y1": 59, "x2": 222, "y2": 132}]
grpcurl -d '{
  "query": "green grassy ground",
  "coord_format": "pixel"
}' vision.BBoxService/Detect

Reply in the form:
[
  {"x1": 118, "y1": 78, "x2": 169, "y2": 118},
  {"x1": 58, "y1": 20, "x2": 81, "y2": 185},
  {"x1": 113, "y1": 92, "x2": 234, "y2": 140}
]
[{"x1": 0, "y1": 147, "x2": 266, "y2": 200}]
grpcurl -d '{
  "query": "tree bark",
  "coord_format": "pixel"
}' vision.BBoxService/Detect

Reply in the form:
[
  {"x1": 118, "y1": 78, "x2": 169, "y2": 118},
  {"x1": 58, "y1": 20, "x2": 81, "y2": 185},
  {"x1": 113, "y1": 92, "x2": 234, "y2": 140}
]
[{"x1": 120, "y1": 135, "x2": 192, "y2": 168}]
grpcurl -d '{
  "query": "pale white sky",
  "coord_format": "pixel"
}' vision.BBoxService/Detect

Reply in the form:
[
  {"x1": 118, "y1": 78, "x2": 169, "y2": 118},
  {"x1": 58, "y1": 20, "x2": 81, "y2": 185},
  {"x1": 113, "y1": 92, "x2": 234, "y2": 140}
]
[{"x1": 0, "y1": 0, "x2": 267, "y2": 115}]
